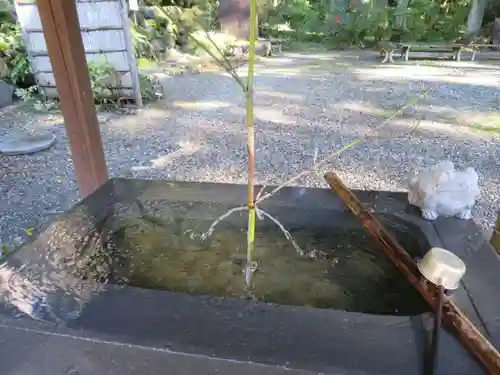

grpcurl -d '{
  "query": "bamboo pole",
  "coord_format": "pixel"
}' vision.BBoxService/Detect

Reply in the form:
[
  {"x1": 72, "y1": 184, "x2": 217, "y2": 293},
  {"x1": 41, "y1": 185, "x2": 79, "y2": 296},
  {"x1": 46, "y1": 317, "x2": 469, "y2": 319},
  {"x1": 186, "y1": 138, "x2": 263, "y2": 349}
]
[
  {"x1": 244, "y1": 0, "x2": 258, "y2": 292},
  {"x1": 324, "y1": 171, "x2": 500, "y2": 375},
  {"x1": 491, "y1": 213, "x2": 500, "y2": 254}
]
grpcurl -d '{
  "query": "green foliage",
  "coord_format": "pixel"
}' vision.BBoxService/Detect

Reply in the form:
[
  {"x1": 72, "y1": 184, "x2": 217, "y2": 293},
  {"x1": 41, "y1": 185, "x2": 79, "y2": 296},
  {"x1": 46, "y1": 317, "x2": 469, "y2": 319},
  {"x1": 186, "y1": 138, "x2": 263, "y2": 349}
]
[
  {"x1": 395, "y1": 0, "x2": 469, "y2": 42},
  {"x1": 16, "y1": 58, "x2": 161, "y2": 111},
  {"x1": 259, "y1": 0, "x2": 472, "y2": 47},
  {"x1": 130, "y1": 21, "x2": 157, "y2": 59},
  {"x1": 330, "y1": 4, "x2": 391, "y2": 47},
  {"x1": 0, "y1": 23, "x2": 33, "y2": 86},
  {"x1": 202, "y1": 0, "x2": 220, "y2": 29},
  {"x1": 22, "y1": 227, "x2": 34, "y2": 237},
  {"x1": 87, "y1": 59, "x2": 120, "y2": 105},
  {"x1": 139, "y1": 72, "x2": 163, "y2": 102},
  {"x1": 0, "y1": 243, "x2": 8, "y2": 262},
  {"x1": 130, "y1": 0, "x2": 473, "y2": 55},
  {"x1": 129, "y1": 3, "x2": 212, "y2": 60},
  {"x1": 274, "y1": 0, "x2": 319, "y2": 30},
  {"x1": 0, "y1": 0, "x2": 14, "y2": 24},
  {"x1": 15, "y1": 85, "x2": 59, "y2": 111},
  {"x1": 261, "y1": 0, "x2": 327, "y2": 41},
  {"x1": 189, "y1": 30, "x2": 236, "y2": 56},
  {"x1": 88, "y1": 59, "x2": 162, "y2": 105},
  {"x1": 0, "y1": 0, "x2": 33, "y2": 86}
]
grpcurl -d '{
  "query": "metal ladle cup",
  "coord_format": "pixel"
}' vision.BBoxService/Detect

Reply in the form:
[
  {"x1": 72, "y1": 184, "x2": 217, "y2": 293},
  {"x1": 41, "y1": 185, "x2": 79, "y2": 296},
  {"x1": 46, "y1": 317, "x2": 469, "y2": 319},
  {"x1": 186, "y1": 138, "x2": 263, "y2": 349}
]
[
  {"x1": 417, "y1": 247, "x2": 467, "y2": 375},
  {"x1": 417, "y1": 247, "x2": 467, "y2": 291}
]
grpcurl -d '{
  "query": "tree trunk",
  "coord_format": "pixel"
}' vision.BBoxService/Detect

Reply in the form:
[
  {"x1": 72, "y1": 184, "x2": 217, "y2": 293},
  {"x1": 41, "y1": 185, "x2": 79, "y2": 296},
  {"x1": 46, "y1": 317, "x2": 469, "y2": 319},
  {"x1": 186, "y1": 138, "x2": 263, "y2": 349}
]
[
  {"x1": 493, "y1": 18, "x2": 500, "y2": 50},
  {"x1": 467, "y1": 0, "x2": 488, "y2": 37},
  {"x1": 395, "y1": 0, "x2": 409, "y2": 29},
  {"x1": 219, "y1": 0, "x2": 257, "y2": 40}
]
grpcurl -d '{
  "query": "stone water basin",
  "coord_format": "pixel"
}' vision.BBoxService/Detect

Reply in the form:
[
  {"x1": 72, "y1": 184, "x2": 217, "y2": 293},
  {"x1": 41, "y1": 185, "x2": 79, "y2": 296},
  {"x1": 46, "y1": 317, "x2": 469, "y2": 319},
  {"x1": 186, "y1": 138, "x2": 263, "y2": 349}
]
[{"x1": 0, "y1": 179, "x2": 499, "y2": 375}]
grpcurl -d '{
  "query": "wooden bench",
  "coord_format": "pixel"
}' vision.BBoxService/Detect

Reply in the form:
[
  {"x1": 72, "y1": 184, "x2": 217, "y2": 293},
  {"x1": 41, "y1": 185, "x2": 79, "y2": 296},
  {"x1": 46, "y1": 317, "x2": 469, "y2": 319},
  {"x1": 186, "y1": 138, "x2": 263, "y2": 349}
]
[
  {"x1": 377, "y1": 42, "x2": 485, "y2": 64},
  {"x1": 398, "y1": 43, "x2": 478, "y2": 62},
  {"x1": 376, "y1": 41, "x2": 401, "y2": 63}
]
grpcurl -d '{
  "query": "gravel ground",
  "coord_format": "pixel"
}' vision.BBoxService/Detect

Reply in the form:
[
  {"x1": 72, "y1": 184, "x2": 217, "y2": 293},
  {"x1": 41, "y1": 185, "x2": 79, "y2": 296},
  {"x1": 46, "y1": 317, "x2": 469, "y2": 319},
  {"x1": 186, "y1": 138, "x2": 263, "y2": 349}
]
[{"x1": 1, "y1": 51, "x2": 499, "y2": 247}]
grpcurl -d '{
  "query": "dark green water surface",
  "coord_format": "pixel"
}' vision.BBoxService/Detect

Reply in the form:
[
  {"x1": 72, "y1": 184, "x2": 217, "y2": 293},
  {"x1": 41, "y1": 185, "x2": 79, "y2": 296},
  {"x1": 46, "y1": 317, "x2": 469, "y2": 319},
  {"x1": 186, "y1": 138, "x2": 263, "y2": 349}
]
[{"x1": 90, "y1": 211, "x2": 430, "y2": 316}]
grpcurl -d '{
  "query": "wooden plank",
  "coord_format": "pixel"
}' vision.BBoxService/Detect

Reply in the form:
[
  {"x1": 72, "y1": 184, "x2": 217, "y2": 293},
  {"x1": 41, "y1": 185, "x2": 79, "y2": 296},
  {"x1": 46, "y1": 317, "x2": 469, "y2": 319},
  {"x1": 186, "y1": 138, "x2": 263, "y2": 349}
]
[
  {"x1": 26, "y1": 29, "x2": 127, "y2": 55},
  {"x1": 40, "y1": 86, "x2": 134, "y2": 98},
  {"x1": 324, "y1": 171, "x2": 500, "y2": 375},
  {"x1": 465, "y1": 44, "x2": 500, "y2": 48},
  {"x1": 32, "y1": 51, "x2": 132, "y2": 73},
  {"x1": 35, "y1": 71, "x2": 134, "y2": 88},
  {"x1": 17, "y1": 1, "x2": 123, "y2": 31},
  {"x1": 36, "y1": 0, "x2": 109, "y2": 197},
  {"x1": 397, "y1": 42, "x2": 463, "y2": 47},
  {"x1": 396, "y1": 42, "x2": 482, "y2": 52}
]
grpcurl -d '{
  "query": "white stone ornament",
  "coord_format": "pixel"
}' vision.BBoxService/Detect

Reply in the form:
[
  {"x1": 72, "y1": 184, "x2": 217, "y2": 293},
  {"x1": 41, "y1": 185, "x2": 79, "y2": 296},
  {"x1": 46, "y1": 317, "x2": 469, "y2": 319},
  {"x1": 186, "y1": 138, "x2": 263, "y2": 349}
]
[{"x1": 408, "y1": 161, "x2": 480, "y2": 221}]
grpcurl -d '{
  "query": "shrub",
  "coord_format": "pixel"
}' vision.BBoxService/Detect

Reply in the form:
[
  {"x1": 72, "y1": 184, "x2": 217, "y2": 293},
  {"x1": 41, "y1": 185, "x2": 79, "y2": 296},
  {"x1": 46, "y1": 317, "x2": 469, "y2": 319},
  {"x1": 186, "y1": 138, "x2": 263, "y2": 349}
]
[
  {"x1": 0, "y1": 23, "x2": 33, "y2": 86},
  {"x1": 88, "y1": 59, "x2": 120, "y2": 105},
  {"x1": 327, "y1": 4, "x2": 392, "y2": 47},
  {"x1": 256, "y1": 0, "x2": 471, "y2": 47},
  {"x1": 16, "y1": 58, "x2": 161, "y2": 111}
]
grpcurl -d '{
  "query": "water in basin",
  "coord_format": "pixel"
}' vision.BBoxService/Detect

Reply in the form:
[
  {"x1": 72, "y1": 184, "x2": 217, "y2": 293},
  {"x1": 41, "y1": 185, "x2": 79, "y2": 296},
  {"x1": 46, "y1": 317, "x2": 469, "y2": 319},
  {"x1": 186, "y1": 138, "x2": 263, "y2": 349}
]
[{"x1": 85, "y1": 208, "x2": 430, "y2": 316}]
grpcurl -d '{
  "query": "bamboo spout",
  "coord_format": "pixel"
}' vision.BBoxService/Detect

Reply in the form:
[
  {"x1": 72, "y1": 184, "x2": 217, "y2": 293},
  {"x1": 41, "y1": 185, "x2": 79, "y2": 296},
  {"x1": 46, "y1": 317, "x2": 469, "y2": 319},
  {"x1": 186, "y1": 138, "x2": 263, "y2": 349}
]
[{"x1": 324, "y1": 171, "x2": 500, "y2": 375}]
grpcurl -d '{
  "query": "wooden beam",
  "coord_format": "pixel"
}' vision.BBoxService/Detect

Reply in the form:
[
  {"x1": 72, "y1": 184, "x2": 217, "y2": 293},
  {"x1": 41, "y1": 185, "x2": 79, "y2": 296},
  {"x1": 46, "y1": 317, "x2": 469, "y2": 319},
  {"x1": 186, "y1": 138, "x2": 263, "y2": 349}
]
[
  {"x1": 324, "y1": 171, "x2": 500, "y2": 375},
  {"x1": 36, "y1": 0, "x2": 109, "y2": 198}
]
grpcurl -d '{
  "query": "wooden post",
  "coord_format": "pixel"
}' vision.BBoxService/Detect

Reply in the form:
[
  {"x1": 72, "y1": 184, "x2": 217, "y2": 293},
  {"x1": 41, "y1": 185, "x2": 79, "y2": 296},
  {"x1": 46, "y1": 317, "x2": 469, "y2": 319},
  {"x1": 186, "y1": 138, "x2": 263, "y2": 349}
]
[
  {"x1": 36, "y1": 0, "x2": 109, "y2": 198},
  {"x1": 324, "y1": 171, "x2": 500, "y2": 375},
  {"x1": 491, "y1": 213, "x2": 500, "y2": 253}
]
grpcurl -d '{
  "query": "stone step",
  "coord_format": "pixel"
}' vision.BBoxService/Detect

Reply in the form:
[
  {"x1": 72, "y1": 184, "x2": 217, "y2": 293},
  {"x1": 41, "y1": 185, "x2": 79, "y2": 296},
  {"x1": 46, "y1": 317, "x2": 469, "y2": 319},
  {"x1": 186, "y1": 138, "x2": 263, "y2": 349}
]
[{"x1": 0, "y1": 132, "x2": 56, "y2": 155}]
